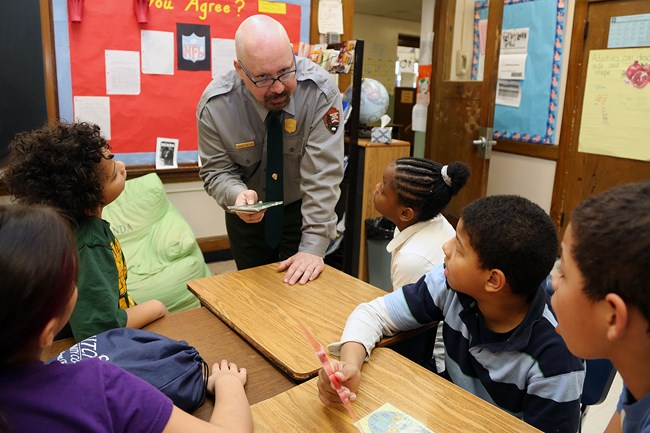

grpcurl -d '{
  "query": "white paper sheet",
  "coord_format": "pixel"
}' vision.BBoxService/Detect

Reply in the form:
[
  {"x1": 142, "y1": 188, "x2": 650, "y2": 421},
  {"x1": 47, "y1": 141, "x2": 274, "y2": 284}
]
[
  {"x1": 412, "y1": 103, "x2": 428, "y2": 132},
  {"x1": 156, "y1": 137, "x2": 179, "y2": 169},
  {"x1": 141, "y1": 30, "x2": 174, "y2": 75},
  {"x1": 495, "y1": 80, "x2": 522, "y2": 107},
  {"x1": 501, "y1": 28, "x2": 530, "y2": 55},
  {"x1": 318, "y1": 0, "x2": 343, "y2": 35},
  {"x1": 497, "y1": 28, "x2": 529, "y2": 80},
  {"x1": 73, "y1": 96, "x2": 111, "y2": 139},
  {"x1": 419, "y1": 32, "x2": 434, "y2": 65},
  {"x1": 498, "y1": 53, "x2": 527, "y2": 80},
  {"x1": 211, "y1": 38, "x2": 236, "y2": 78},
  {"x1": 105, "y1": 50, "x2": 140, "y2": 95}
]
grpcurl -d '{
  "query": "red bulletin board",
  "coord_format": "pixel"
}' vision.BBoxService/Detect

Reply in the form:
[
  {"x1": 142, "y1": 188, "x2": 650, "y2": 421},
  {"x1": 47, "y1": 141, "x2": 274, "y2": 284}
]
[{"x1": 68, "y1": 1, "x2": 301, "y2": 158}]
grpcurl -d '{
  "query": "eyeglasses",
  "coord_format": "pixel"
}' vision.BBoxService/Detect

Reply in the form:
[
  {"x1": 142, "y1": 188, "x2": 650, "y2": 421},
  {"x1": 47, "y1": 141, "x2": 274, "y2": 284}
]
[{"x1": 238, "y1": 56, "x2": 297, "y2": 88}]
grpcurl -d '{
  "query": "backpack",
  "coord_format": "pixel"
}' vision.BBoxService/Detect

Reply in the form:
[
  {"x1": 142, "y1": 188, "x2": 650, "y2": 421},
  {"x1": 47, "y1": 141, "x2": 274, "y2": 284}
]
[{"x1": 48, "y1": 328, "x2": 208, "y2": 412}]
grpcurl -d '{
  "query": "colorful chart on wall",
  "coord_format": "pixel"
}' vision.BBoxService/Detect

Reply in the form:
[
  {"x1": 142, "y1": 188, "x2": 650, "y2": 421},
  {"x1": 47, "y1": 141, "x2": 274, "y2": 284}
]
[
  {"x1": 472, "y1": 0, "x2": 566, "y2": 144},
  {"x1": 578, "y1": 48, "x2": 650, "y2": 161},
  {"x1": 53, "y1": 0, "x2": 305, "y2": 165}
]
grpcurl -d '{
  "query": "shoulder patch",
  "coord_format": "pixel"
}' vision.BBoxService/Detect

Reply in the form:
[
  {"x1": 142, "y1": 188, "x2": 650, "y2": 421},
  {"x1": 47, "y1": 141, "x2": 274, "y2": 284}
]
[{"x1": 323, "y1": 107, "x2": 340, "y2": 134}]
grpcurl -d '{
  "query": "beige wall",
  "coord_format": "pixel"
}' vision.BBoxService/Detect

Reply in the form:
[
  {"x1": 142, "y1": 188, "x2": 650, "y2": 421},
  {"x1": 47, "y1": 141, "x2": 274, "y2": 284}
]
[
  {"x1": 163, "y1": 181, "x2": 226, "y2": 239},
  {"x1": 486, "y1": 152, "x2": 556, "y2": 213},
  {"x1": 353, "y1": 14, "x2": 421, "y2": 95}
]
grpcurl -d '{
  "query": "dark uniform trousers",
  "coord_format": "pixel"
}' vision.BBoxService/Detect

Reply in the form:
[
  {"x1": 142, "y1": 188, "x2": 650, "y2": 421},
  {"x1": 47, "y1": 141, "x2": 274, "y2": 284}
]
[{"x1": 225, "y1": 200, "x2": 302, "y2": 270}]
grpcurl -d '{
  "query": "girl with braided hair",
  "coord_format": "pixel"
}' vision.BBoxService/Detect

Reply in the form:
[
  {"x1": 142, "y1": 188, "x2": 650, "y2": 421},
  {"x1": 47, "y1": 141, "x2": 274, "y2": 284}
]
[
  {"x1": 373, "y1": 157, "x2": 470, "y2": 290},
  {"x1": 373, "y1": 158, "x2": 470, "y2": 373}
]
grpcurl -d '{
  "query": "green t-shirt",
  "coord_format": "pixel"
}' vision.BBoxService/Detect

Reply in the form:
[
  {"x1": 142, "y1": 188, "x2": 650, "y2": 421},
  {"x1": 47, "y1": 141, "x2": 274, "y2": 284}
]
[{"x1": 61, "y1": 216, "x2": 136, "y2": 341}]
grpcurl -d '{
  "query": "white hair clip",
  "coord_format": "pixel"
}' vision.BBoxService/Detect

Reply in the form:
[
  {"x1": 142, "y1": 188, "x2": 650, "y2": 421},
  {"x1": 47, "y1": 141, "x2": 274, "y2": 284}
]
[{"x1": 440, "y1": 165, "x2": 452, "y2": 187}]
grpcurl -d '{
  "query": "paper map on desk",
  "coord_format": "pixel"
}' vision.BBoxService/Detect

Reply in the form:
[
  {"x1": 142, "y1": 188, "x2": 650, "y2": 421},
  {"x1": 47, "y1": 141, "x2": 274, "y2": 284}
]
[{"x1": 354, "y1": 403, "x2": 435, "y2": 433}]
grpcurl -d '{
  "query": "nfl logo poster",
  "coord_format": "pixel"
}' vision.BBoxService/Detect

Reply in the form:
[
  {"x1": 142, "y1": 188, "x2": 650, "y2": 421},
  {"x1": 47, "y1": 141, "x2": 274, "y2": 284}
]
[{"x1": 177, "y1": 23, "x2": 210, "y2": 71}]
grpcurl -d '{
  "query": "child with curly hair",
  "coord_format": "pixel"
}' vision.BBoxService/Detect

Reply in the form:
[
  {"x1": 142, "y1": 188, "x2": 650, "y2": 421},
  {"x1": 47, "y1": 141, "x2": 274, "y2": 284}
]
[{"x1": 4, "y1": 122, "x2": 167, "y2": 341}]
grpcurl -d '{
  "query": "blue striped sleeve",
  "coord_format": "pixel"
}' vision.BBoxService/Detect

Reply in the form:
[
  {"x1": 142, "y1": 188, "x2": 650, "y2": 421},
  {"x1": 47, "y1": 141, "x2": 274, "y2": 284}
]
[{"x1": 385, "y1": 265, "x2": 447, "y2": 327}]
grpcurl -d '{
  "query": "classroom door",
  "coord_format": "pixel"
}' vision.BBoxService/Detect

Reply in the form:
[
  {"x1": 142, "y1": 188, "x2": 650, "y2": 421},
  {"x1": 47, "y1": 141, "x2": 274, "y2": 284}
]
[
  {"x1": 551, "y1": 0, "x2": 650, "y2": 237},
  {"x1": 425, "y1": 0, "x2": 505, "y2": 222}
]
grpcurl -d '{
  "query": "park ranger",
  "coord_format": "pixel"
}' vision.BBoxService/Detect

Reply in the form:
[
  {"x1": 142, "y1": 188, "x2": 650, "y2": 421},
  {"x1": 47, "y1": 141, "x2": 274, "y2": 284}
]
[{"x1": 197, "y1": 14, "x2": 344, "y2": 285}]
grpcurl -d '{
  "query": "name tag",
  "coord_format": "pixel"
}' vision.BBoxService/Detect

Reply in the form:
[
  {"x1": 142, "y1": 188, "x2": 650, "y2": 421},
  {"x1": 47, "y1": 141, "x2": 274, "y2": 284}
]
[{"x1": 235, "y1": 141, "x2": 255, "y2": 150}]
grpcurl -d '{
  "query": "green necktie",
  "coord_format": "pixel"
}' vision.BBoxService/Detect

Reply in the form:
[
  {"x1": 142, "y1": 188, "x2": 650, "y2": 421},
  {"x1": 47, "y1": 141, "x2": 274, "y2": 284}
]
[{"x1": 265, "y1": 111, "x2": 284, "y2": 248}]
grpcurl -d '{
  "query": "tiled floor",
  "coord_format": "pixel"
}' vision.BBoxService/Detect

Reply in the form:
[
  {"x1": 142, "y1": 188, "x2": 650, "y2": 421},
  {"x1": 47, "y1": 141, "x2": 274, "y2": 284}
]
[
  {"x1": 206, "y1": 259, "x2": 622, "y2": 432},
  {"x1": 207, "y1": 259, "x2": 237, "y2": 275},
  {"x1": 583, "y1": 373, "x2": 621, "y2": 432}
]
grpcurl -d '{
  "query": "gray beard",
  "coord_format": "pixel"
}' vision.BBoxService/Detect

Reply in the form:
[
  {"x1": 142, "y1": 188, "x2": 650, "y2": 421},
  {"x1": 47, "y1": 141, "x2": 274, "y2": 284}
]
[{"x1": 264, "y1": 90, "x2": 290, "y2": 111}]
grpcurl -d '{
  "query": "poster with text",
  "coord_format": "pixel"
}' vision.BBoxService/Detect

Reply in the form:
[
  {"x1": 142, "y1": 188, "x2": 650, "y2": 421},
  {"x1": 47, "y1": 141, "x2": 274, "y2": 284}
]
[{"x1": 578, "y1": 48, "x2": 650, "y2": 161}]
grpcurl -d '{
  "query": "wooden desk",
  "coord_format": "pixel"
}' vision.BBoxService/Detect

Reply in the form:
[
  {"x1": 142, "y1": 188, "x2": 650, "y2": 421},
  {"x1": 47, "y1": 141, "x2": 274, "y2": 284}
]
[
  {"x1": 42, "y1": 307, "x2": 295, "y2": 421},
  {"x1": 188, "y1": 264, "x2": 386, "y2": 380},
  {"x1": 251, "y1": 348, "x2": 541, "y2": 433}
]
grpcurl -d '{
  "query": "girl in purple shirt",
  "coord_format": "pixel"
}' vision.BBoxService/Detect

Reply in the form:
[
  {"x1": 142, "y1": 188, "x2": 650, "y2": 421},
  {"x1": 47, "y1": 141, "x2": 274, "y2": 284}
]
[{"x1": 0, "y1": 204, "x2": 252, "y2": 433}]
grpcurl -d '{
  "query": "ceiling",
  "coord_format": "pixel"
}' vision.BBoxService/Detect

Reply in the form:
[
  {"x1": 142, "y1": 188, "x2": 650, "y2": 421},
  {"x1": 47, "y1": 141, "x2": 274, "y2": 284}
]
[{"x1": 354, "y1": 0, "x2": 423, "y2": 23}]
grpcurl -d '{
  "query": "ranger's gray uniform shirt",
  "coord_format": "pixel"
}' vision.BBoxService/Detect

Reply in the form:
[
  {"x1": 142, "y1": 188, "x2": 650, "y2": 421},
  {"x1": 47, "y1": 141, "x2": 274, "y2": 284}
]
[{"x1": 197, "y1": 56, "x2": 344, "y2": 257}]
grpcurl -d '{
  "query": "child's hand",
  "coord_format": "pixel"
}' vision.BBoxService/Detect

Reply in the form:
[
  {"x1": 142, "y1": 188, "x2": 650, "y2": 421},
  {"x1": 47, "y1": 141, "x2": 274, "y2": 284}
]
[
  {"x1": 207, "y1": 359, "x2": 247, "y2": 394},
  {"x1": 316, "y1": 359, "x2": 361, "y2": 407}
]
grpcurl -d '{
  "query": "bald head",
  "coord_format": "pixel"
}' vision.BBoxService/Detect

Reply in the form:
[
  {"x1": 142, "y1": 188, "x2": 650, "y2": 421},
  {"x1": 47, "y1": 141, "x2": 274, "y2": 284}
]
[
  {"x1": 233, "y1": 15, "x2": 296, "y2": 110},
  {"x1": 235, "y1": 15, "x2": 292, "y2": 64}
]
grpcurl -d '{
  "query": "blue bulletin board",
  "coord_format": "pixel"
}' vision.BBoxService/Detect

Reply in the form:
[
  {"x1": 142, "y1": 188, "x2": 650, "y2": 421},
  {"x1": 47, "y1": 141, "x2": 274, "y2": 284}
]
[{"x1": 472, "y1": 0, "x2": 566, "y2": 144}]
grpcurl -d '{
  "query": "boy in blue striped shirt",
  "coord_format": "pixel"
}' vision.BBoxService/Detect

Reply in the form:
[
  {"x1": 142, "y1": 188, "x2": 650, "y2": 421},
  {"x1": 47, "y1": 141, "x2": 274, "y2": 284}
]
[{"x1": 319, "y1": 195, "x2": 584, "y2": 432}]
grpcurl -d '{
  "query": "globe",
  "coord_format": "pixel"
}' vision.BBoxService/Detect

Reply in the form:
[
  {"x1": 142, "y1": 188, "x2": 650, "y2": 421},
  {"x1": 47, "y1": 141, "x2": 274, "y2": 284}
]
[{"x1": 343, "y1": 78, "x2": 390, "y2": 125}]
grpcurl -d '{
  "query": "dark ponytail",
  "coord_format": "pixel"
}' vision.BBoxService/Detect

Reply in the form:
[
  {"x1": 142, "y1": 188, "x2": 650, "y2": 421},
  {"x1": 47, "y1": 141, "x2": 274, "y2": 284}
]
[{"x1": 0, "y1": 205, "x2": 78, "y2": 364}]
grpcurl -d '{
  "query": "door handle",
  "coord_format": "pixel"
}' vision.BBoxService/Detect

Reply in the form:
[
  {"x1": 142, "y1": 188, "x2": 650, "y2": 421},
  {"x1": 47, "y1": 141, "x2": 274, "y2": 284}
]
[
  {"x1": 472, "y1": 136, "x2": 497, "y2": 146},
  {"x1": 472, "y1": 128, "x2": 496, "y2": 159},
  {"x1": 472, "y1": 137, "x2": 487, "y2": 146}
]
